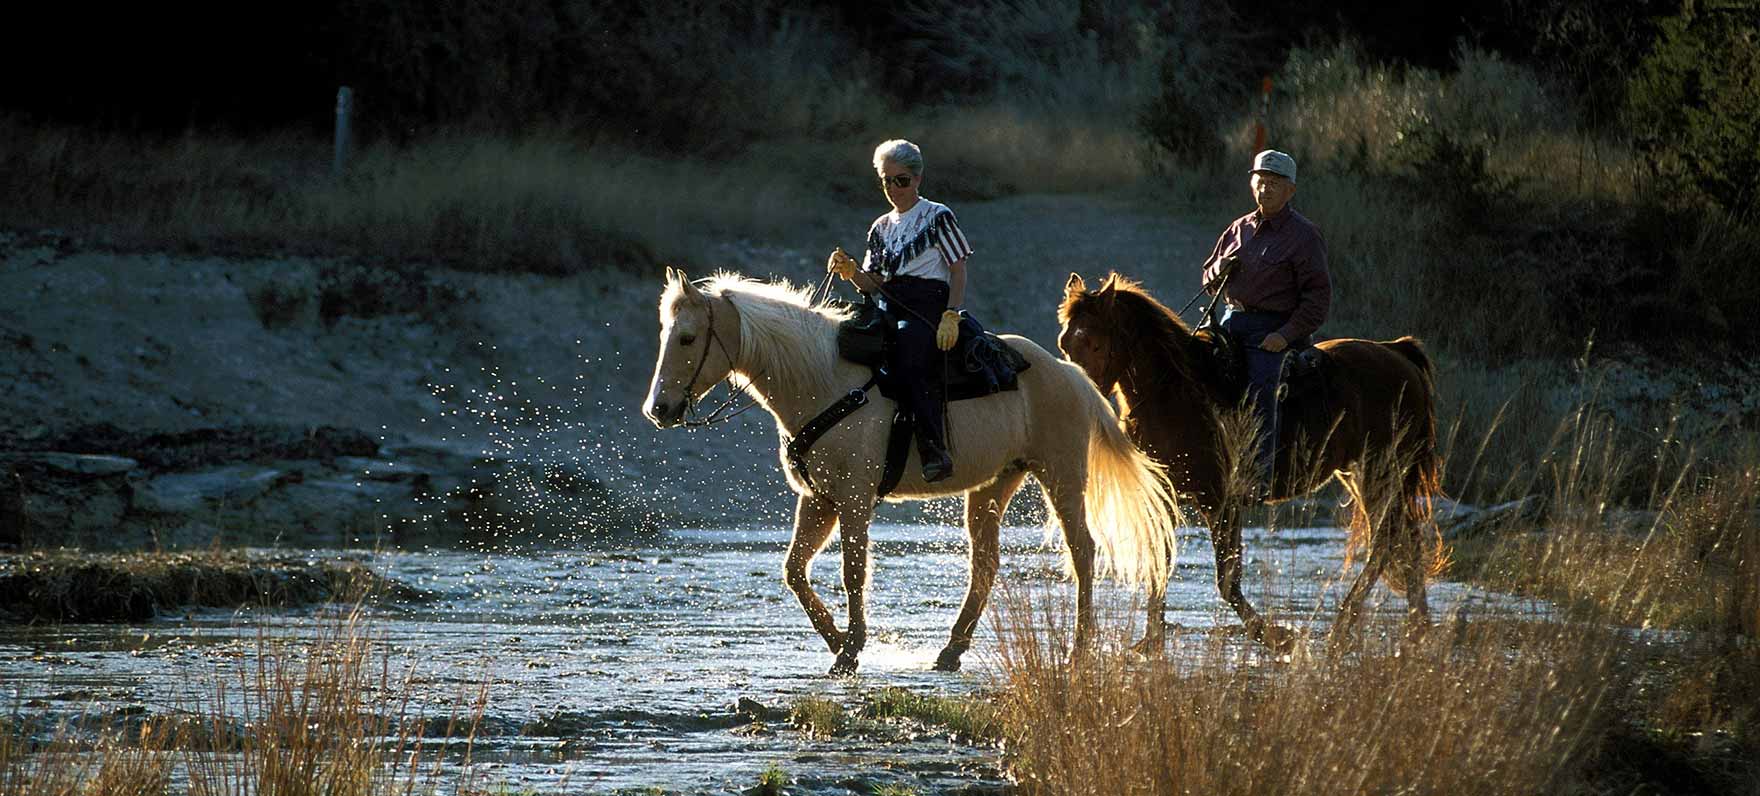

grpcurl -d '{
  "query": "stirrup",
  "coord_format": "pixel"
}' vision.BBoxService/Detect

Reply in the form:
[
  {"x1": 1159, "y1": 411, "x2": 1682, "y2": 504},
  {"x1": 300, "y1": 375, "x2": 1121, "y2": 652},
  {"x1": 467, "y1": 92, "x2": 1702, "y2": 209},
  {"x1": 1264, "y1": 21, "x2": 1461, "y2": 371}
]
[{"x1": 921, "y1": 451, "x2": 954, "y2": 483}]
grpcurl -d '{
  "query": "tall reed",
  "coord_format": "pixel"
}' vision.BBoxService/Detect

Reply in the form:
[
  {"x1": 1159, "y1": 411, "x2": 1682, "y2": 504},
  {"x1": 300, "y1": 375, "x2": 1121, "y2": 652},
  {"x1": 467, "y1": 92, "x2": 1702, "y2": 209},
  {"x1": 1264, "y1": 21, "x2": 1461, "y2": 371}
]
[
  {"x1": 991, "y1": 397, "x2": 1760, "y2": 794},
  {"x1": 0, "y1": 600, "x2": 488, "y2": 796}
]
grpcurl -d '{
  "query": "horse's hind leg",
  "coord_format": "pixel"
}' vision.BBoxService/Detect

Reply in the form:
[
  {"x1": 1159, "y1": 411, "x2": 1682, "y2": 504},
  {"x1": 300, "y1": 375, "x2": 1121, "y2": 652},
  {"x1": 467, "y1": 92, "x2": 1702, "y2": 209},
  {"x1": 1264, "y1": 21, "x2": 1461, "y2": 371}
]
[
  {"x1": 937, "y1": 469, "x2": 1028, "y2": 672},
  {"x1": 1039, "y1": 469, "x2": 1097, "y2": 650},
  {"x1": 1400, "y1": 521, "x2": 1432, "y2": 646},
  {"x1": 1330, "y1": 537, "x2": 1389, "y2": 650},
  {"x1": 1212, "y1": 506, "x2": 1295, "y2": 653},
  {"x1": 1133, "y1": 546, "x2": 1173, "y2": 655},
  {"x1": 784, "y1": 494, "x2": 844, "y2": 655}
]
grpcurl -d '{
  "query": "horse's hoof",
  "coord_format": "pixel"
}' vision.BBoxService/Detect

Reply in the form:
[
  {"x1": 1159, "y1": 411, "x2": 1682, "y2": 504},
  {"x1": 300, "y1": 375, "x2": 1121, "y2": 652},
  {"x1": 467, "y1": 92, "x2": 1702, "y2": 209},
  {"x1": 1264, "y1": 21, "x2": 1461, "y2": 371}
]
[
  {"x1": 1400, "y1": 620, "x2": 1430, "y2": 653},
  {"x1": 826, "y1": 630, "x2": 849, "y2": 654},
  {"x1": 1257, "y1": 623, "x2": 1298, "y2": 655},
  {"x1": 932, "y1": 648, "x2": 964, "y2": 672},
  {"x1": 828, "y1": 651, "x2": 860, "y2": 677}
]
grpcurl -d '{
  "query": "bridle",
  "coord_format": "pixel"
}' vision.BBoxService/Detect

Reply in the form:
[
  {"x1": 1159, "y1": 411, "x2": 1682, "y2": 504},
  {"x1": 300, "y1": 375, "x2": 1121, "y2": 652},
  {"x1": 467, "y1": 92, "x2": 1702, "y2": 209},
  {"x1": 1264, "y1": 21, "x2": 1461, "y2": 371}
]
[
  {"x1": 676, "y1": 287, "x2": 757, "y2": 427},
  {"x1": 675, "y1": 273, "x2": 846, "y2": 428}
]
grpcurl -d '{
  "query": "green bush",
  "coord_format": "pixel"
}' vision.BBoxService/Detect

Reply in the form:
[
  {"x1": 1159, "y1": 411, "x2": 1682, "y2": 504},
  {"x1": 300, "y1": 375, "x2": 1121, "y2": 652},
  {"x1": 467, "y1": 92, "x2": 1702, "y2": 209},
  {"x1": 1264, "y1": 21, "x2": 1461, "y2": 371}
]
[{"x1": 1627, "y1": 3, "x2": 1760, "y2": 217}]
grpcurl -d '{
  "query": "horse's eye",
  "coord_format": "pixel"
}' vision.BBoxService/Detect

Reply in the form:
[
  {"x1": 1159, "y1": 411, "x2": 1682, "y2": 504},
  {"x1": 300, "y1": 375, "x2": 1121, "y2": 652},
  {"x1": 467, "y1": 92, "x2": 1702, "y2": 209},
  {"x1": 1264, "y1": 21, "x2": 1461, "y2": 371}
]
[{"x1": 679, "y1": 334, "x2": 697, "y2": 347}]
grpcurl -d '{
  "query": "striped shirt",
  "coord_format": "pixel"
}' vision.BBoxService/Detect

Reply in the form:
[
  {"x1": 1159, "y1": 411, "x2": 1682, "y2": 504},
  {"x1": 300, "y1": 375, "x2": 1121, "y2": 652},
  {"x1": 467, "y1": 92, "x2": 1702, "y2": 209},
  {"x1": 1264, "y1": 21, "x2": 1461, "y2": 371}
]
[{"x1": 861, "y1": 198, "x2": 973, "y2": 283}]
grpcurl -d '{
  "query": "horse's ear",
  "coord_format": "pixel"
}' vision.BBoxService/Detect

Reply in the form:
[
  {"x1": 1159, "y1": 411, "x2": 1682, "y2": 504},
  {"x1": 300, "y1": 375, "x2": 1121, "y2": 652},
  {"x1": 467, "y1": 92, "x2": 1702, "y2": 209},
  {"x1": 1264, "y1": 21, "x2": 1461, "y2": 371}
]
[
  {"x1": 1065, "y1": 272, "x2": 1086, "y2": 295},
  {"x1": 1096, "y1": 273, "x2": 1118, "y2": 295},
  {"x1": 667, "y1": 266, "x2": 706, "y2": 303}
]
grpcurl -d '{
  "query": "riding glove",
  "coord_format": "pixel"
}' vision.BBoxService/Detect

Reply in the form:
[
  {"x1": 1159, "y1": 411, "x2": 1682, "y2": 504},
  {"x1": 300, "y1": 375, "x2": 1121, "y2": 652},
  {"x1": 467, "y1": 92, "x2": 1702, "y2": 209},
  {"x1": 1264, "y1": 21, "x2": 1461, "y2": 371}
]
[
  {"x1": 827, "y1": 248, "x2": 858, "y2": 280},
  {"x1": 936, "y1": 310, "x2": 961, "y2": 351}
]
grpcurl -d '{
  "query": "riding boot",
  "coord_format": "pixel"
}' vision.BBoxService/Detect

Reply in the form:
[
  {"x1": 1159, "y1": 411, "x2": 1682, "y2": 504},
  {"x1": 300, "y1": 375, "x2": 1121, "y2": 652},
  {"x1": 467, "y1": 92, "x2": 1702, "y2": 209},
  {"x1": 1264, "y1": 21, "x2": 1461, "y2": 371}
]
[{"x1": 918, "y1": 428, "x2": 953, "y2": 483}]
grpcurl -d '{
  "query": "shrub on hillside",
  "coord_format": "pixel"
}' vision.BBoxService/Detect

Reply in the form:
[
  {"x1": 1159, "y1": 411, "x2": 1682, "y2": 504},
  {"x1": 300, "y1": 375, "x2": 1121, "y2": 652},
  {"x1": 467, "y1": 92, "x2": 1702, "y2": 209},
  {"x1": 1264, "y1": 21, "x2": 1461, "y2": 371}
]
[
  {"x1": 1273, "y1": 42, "x2": 1565, "y2": 172},
  {"x1": 1626, "y1": 3, "x2": 1760, "y2": 218}
]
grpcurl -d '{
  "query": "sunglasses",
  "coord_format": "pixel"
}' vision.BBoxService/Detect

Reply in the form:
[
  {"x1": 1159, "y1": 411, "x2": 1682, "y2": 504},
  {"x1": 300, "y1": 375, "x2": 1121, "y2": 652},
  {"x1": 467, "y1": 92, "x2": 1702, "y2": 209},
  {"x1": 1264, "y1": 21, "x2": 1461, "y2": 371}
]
[{"x1": 879, "y1": 173, "x2": 914, "y2": 188}]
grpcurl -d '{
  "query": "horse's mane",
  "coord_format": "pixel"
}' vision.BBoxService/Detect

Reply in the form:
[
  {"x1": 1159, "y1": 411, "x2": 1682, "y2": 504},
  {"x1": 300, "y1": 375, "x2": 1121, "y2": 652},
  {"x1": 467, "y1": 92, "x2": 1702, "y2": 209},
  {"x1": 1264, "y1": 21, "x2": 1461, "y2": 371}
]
[
  {"x1": 1064, "y1": 273, "x2": 1216, "y2": 394},
  {"x1": 670, "y1": 272, "x2": 853, "y2": 398}
]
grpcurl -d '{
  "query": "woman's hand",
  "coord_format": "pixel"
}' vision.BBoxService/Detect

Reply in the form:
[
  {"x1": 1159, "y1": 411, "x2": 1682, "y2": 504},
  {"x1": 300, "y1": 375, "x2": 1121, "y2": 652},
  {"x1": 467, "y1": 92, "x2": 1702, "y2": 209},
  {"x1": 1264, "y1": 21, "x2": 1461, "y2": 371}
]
[
  {"x1": 827, "y1": 248, "x2": 858, "y2": 280},
  {"x1": 936, "y1": 310, "x2": 961, "y2": 350}
]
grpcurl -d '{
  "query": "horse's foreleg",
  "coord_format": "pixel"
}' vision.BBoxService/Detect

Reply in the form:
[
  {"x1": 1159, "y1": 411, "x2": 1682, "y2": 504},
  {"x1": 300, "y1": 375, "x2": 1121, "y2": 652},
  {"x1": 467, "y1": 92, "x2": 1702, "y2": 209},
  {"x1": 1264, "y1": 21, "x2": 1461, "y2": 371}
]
[
  {"x1": 830, "y1": 504, "x2": 875, "y2": 676},
  {"x1": 938, "y1": 470, "x2": 1027, "y2": 672},
  {"x1": 1212, "y1": 508, "x2": 1295, "y2": 653},
  {"x1": 784, "y1": 494, "x2": 843, "y2": 654}
]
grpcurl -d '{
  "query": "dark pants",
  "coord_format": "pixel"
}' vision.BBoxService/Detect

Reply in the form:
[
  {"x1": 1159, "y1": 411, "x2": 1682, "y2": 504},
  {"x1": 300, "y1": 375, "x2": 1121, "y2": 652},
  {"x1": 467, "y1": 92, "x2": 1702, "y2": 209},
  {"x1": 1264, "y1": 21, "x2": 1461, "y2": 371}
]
[
  {"x1": 1221, "y1": 309, "x2": 1304, "y2": 490},
  {"x1": 876, "y1": 276, "x2": 950, "y2": 457}
]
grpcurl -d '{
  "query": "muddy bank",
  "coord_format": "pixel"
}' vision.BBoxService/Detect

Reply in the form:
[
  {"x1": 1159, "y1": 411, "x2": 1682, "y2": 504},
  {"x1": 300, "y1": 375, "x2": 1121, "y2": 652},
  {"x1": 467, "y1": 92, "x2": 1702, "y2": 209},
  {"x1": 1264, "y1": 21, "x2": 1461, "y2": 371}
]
[{"x1": 0, "y1": 549, "x2": 423, "y2": 623}]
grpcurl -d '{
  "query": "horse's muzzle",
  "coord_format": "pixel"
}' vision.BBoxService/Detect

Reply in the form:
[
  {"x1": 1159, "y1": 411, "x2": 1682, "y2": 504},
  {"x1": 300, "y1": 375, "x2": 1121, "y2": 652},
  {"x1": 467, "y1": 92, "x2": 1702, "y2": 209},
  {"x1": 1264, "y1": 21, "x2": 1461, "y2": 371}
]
[{"x1": 644, "y1": 398, "x2": 684, "y2": 428}]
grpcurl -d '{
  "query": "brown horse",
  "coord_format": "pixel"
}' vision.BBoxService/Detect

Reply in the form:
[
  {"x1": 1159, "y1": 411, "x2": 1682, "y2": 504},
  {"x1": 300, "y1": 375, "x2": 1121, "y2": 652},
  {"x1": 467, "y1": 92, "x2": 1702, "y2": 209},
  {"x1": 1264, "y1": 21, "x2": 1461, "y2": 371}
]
[{"x1": 1057, "y1": 272, "x2": 1445, "y2": 650}]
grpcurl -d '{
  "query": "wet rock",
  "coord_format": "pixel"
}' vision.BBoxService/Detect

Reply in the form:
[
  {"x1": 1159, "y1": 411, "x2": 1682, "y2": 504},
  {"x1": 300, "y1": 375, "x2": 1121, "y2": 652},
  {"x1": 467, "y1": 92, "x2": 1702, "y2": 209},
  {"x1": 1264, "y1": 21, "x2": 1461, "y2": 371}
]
[
  {"x1": 134, "y1": 465, "x2": 292, "y2": 514},
  {"x1": 1, "y1": 430, "x2": 658, "y2": 549},
  {"x1": 0, "y1": 453, "x2": 139, "y2": 548},
  {"x1": 735, "y1": 697, "x2": 773, "y2": 722},
  {"x1": 30, "y1": 423, "x2": 378, "y2": 471}
]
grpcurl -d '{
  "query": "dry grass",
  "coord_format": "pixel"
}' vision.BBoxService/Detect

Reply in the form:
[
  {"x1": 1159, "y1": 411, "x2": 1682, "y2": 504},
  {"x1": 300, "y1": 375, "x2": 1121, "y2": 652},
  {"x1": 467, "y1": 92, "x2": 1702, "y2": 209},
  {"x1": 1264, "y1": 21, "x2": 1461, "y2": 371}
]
[
  {"x1": 0, "y1": 602, "x2": 487, "y2": 796},
  {"x1": 181, "y1": 605, "x2": 486, "y2": 796},
  {"x1": 994, "y1": 600, "x2": 1619, "y2": 795},
  {"x1": 0, "y1": 718, "x2": 173, "y2": 796},
  {"x1": 0, "y1": 109, "x2": 1151, "y2": 279},
  {"x1": 992, "y1": 393, "x2": 1760, "y2": 795}
]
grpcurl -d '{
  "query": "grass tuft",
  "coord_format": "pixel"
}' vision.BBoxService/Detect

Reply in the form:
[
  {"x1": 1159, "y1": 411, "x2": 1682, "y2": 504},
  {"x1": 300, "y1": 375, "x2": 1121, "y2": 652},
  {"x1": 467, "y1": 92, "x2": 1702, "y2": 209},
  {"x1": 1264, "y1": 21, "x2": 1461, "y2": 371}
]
[{"x1": 0, "y1": 549, "x2": 421, "y2": 623}]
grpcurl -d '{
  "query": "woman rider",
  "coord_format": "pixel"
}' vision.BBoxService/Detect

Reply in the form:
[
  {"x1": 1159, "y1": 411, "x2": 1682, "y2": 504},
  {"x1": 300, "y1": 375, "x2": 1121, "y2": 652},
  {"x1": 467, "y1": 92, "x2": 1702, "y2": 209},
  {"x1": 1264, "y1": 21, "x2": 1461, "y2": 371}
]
[{"x1": 827, "y1": 139, "x2": 974, "y2": 483}]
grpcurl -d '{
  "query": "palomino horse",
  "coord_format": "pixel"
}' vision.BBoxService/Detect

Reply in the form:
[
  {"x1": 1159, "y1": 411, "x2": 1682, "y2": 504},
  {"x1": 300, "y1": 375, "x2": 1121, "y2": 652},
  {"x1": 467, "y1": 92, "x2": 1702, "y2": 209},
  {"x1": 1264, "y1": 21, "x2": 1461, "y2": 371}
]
[
  {"x1": 643, "y1": 268, "x2": 1178, "y2": 675},
  {"x1": 1057, "y1": 272, "x2": 1444, "y2": 651}
]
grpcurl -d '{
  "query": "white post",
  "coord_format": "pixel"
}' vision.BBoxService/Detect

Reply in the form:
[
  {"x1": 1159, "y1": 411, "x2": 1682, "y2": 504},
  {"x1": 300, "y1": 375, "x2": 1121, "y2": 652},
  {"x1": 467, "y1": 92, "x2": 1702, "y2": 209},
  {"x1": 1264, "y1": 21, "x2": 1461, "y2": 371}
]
[{"x1": 333, "y1": 86, "x2": 353, "y2": 177}]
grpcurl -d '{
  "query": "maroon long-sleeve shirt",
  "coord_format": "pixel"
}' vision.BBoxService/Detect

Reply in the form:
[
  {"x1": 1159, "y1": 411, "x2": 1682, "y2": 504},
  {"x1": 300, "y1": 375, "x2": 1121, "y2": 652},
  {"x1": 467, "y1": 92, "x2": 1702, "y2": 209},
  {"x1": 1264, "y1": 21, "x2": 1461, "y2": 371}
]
[{"x1": 1200, "y1": 205, "x2": 1331, "y2": 342}]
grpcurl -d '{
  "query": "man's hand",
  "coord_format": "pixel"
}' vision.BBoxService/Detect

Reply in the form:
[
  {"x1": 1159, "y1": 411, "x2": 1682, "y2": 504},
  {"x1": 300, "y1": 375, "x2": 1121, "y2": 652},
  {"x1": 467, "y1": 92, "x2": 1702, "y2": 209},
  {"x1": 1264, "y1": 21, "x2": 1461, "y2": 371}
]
[
  {"x1": 827, "y1": 248, "x2": 858, "y2": 280},
  {"x1": 1203, "y1": 254, "x2": 1240, "y2": 291},
  {"x1": 1260, "y1": 332, "x2": 1288, "y2": 353},
  {"x1": 936, "y1": 310, "x2": 961, "y2": 351}
]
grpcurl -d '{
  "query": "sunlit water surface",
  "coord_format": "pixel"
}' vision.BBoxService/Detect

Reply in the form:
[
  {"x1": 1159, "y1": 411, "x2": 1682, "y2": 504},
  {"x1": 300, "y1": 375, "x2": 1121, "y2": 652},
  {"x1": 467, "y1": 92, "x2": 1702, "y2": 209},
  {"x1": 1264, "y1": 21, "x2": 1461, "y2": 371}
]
[{"x1": 0, "y1": 523, "x2": 1539, "y2": 794}]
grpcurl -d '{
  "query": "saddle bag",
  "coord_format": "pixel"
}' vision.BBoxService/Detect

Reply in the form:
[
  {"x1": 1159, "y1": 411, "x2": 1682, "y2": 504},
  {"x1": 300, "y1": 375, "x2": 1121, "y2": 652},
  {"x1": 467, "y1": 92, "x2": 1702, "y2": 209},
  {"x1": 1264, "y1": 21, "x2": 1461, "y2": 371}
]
[{"x1": 836, "y1": 298, "x2": 891, "y2": 367}]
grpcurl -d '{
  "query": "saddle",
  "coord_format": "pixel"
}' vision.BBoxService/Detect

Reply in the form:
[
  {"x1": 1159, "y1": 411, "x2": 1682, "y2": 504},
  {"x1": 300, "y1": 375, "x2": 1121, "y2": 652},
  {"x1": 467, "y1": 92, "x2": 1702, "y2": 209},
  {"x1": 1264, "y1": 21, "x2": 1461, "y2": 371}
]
[
  {"x1": 835, "y1": 298, "x2": 1030, "y2": 401},
  {"x1": 1198, "y1": 323, "x2": 1328, "y2": 413},
  {"x1": 791, "y1": 300, "x2": 1030, "y2": 498}
]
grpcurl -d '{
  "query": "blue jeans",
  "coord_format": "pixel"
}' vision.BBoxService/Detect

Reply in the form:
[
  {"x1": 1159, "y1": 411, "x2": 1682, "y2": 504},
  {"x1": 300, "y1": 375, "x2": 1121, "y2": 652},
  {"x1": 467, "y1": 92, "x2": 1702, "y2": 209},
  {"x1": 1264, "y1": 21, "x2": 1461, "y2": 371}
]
[{"x1": 1221, "y1": 309, "x2": 1295, "y2": 490}]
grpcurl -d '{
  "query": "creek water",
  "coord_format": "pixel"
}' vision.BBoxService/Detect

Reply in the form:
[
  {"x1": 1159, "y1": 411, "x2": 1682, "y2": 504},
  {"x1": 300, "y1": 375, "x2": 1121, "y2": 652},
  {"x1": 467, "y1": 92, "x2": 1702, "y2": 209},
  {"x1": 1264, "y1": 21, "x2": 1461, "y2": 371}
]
[{"x1": 0, "y1": 521, "x2": 1529, "y2": 794}]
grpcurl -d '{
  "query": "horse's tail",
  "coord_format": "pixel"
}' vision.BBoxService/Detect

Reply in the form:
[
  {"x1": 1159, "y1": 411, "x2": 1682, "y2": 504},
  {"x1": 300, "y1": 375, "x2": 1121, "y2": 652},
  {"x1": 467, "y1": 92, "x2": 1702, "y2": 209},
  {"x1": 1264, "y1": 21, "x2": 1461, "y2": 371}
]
[
  {"x1": 1386, "y1": 336, "x2": 1443, "y2": 577},
  {"x1": 1073, "y1": 374, "x2": 1180, "y2": 595}
]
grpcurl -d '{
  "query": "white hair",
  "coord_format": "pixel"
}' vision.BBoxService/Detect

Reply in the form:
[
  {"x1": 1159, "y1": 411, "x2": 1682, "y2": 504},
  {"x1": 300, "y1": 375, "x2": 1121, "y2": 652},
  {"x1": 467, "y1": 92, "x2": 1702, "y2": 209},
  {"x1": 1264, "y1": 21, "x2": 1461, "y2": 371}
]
[{"x1": 872, "y1": 139, "x2": 923, "y2": 176}]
